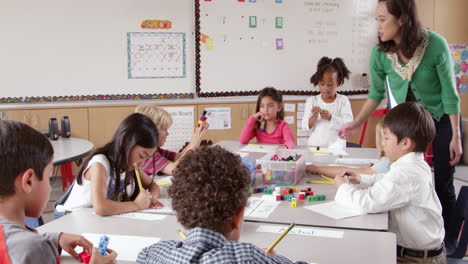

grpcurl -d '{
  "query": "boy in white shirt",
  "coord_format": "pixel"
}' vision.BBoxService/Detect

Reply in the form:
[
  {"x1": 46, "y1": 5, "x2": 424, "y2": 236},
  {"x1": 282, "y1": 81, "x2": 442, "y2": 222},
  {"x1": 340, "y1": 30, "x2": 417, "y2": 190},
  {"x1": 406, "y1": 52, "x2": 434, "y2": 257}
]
[{"x1": 334, "y1": 102, "x2": 445, "y2": 264}]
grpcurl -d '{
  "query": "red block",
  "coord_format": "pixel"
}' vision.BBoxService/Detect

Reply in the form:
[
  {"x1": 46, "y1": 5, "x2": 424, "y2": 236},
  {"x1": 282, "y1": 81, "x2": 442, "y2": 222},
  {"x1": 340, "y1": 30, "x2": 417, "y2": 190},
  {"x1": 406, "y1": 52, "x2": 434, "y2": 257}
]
[
  {"x1": 307, "y1": 191, "x2": 314, "y2": 196},
  {"x1": 276, "y1": 195, "x2": 284, "y2": 201},
  {"x1": 299, "y1": 193, "x2": 306, "y2": 200},
  {"x1": 283, "y1": 189, "x2": 289, "y2": 195},
  {"x1": 79, "y1": 252, "x2": 91, "y2": 264},
  {"x1": 307, "y1": 188, "x2": 312, "y2": 192}
]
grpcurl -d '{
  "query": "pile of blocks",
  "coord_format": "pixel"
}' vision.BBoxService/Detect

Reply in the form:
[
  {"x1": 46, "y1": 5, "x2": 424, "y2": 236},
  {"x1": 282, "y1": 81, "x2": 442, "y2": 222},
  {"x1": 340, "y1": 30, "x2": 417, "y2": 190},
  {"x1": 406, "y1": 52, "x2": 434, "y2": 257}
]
[{"x1": 249, "y1": 185, "x2": 327, "y2": 208}]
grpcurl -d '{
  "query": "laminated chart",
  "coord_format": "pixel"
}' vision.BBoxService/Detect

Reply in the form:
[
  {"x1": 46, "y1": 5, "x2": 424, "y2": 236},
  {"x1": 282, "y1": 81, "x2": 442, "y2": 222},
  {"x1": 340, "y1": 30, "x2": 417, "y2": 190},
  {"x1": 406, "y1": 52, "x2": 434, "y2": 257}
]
[{"x1": 128, "y1": 32, "x2": 186, "y2": 78}]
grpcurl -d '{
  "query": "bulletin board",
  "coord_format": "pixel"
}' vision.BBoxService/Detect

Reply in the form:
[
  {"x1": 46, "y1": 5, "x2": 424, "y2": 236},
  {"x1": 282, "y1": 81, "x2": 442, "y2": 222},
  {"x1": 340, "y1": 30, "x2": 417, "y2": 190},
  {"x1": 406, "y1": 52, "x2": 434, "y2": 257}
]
[
  {"x1": 450, "y1": 44, "x2": 468, "y2": 93},
  {"x1": 196, "y1": 0, "x2": 378, "y2": 97},
  {"x1": 0, "y1": 0, "x2": 195, "y2": 104}
]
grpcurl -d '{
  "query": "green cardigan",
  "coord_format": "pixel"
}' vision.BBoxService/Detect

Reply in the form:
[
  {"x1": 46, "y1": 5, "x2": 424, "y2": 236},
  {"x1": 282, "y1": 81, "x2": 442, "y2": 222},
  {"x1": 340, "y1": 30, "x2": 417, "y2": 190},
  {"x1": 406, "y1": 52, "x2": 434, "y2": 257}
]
[{"x1": 368, "y1": 30, "x2": 460, "y2": 121}]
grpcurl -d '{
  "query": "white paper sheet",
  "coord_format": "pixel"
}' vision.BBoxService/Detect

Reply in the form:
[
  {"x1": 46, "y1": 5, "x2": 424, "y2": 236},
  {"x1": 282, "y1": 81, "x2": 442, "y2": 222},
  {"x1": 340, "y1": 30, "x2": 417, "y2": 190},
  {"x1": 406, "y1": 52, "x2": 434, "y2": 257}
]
[
  {"x1": 305, "y1": 201, "x2": 366, "y2": 220},
  {"x1": 205, "y1": 107, "x2": 231, "y2": 130},
  {"x1": 298, "y1": 103, "x2": 305, "y2": 112},
  {"x1": 284, "y1": 116, "x2": 295, "y2": 124},
  {"x1": 155, "y1": 176, "x2": 173, "y2": 186},
  {"x1": 335, "y1": 158, "x2": 379, "y2": 165},
  {"x1": 248, "y1": 199, "x2": 281, "y2": 218},
  {"x1": 235, "y1": 151, "x2": 249, "y2": 157},
  {"x1": 297, "y1": 111, "x2": 304, "y2": 120},
  {"x1": 112, "y1": 212, "x2": 167, "y2": 221},
  {"x1": 245, "y1": 197, "x2": 263, "y2": 216},
  {"x1": 239, "y1": 144, "x2": 278, "y2": 153},
  {"x1": 139, "y1": 198, "x2": 174, "y2": 214},
  {"x1": 79, "y1": 233, "x2": 160, "y2": 261},
  {"x1": 284, "y1": 103, "x2": 296, "y2": 112},
  {"x1": 162, "y1": 107, "x2": 195, "y2": 152},
  {"x1": 297, "y1": 129, "x2": 308, "y2": 137},
  {"x1": 256, "y1": 225, "x2": 344, "y2": 239}
]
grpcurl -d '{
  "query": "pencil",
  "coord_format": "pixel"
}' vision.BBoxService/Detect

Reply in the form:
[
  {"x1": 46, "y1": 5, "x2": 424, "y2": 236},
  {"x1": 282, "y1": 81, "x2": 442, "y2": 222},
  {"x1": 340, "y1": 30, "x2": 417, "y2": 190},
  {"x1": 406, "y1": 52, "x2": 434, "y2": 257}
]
[
  {"x1": 133, "y1": 163, "x2": 144, "y2": 191},
  {"x1": 178, "y1": 229, "x2": 186, "y2": 239},
  {"x1": 307, "y1": 180, "x2": 334, "y2": 184},
  {"x1": 265, "y1": 223, "x2": 295, "y2": 253},
  {"x1": 309, "y1": 151, "x2": 332, "y2": 155}
]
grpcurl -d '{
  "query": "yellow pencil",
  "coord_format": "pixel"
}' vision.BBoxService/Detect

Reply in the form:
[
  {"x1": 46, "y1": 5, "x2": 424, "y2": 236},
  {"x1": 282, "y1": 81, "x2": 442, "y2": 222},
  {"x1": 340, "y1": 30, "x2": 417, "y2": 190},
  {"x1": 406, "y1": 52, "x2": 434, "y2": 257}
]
[
  {"x1": 178, "y1": 229, "x2": 186, "y2": 239},
  {"x1": 266, "y1": 223, "x2": 295, "y2": 253},
  {"x1": 133, "y1": 163, "x2": 144, "y2": 191},
  {"x1": 320, "y1": 175, "x2": 334, "y2": 183},
  {"x1": 309, "y1": 151, "x2": 332, "y2": 155},
  {"x1": 307, "y1": 180, "x2": 334, "y2": 184}
]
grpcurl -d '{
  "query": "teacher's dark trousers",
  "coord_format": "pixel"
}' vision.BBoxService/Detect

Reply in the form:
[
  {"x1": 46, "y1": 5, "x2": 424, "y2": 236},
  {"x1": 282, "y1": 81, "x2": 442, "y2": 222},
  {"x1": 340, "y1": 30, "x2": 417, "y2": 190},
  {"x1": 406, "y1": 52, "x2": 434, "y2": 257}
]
[{"x1": 432, "y1": 114, "x2": 457, "y2": 233}]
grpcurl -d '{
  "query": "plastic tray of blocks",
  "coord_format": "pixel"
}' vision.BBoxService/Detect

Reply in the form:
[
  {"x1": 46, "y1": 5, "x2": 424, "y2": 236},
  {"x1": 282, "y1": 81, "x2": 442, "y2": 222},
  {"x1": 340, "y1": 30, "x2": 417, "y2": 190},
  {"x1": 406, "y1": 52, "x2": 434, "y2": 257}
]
[{"x1": 256, "y1": 149, "x2": 308, "y2": 186}]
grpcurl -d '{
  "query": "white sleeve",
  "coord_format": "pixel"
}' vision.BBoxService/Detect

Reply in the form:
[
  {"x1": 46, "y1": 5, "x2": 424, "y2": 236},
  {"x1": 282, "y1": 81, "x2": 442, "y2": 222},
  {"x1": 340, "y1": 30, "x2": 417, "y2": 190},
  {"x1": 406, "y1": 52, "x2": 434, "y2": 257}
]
[
  {"x1": 335, "y1": 167, "x2": 410, "y2": 214},
  {"x1": 329, "y1": 95, "x2": 353, "y2": 129},
  {"x1": 301, "y1": 97, "x2": 314, "y2": 131}
]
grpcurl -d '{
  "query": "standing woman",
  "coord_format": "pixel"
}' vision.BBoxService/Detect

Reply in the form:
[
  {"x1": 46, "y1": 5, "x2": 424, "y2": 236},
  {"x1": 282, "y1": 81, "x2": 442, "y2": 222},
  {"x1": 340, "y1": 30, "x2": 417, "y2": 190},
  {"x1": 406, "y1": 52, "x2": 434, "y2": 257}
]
[{"x1": 339, "y1": 0, "x2": 462, "y2": 236}]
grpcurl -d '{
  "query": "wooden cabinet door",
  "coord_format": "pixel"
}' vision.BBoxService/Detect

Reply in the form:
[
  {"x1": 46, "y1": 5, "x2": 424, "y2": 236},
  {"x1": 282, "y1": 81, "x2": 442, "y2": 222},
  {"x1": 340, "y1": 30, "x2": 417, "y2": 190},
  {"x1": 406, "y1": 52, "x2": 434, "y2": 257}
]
[
  {"x1": 88, "y1": 106, "x2": 134, "y2": 148},
  {"x1": 31, "y1": 108, "x2": 88, "y2": 140}
]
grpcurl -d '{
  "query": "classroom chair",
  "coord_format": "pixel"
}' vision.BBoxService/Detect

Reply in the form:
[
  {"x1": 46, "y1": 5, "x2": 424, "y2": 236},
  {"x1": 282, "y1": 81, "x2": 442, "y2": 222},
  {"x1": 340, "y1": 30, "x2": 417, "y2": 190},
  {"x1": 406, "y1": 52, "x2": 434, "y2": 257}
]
[
  {"x1": 24, "y1": 216, "x2": 44, "y2": 228},
  {"x1": 358, "y1": 108, "x2": 389, "y2": 146},
  {"x1": 446, "y1": 186, "x2": 468, "y2": 261}
]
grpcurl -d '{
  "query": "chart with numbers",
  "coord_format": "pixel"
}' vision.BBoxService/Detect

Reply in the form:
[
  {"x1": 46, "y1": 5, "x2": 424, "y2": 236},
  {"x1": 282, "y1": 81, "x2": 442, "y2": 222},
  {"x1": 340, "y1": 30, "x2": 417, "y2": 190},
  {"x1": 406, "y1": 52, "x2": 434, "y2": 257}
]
[
  {"x1": 128, "y1": 32, "x2": 186, "y2": 78},
  {"x1": 161, "y1": 106, "x2": 194, "y2": 152}
]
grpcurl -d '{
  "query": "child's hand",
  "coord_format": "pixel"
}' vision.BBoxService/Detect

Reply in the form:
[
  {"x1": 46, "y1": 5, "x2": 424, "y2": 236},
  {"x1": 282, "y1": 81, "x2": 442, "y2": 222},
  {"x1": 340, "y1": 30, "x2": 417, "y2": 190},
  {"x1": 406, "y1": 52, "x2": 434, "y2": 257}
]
[
  {"x1": 190, "y1": 121, "x2": 209, "y2": 147},
  {"x1": 251, "y1": 112, "x2": 265, "y2": 121},
  {"x1": 334, "y1": 171, "x2": 360, "y2": 188},
  {"x1": 134, "y1": 189, "x2": 152, "y2": 210},
  {"x1": 338, "y1": 121, "x2": 360, "y2": 139},
  {"x1": 311, "y1": 106, "x2": 320, "y2": 117},
  {"x1": 319, "y1": 109, "x2": 332, "y2": 120},
  {"x1": 149, "y1": 199, "x2": 164, "y2": 209},
  {"x1": 58, "y1": 233, "x2": 93, "y2": 261},
  {"x1": 344, "y1": 170, "x2": 361, "y2": 184},
  {"x1": 262, "y1": 249, "x2": 277, "y2": 256},
  {"x1": 89, "y1": 247, "x2": 117, "y2": 264},
  {"x1": 305, "y1": 164, "x2": 318, "y2": 174}
]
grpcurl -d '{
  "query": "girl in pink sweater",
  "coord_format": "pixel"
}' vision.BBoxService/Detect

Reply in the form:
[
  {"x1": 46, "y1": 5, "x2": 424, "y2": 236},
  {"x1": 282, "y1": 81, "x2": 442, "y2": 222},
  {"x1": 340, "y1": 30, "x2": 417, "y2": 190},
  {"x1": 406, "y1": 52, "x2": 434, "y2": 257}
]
[{"x1": 239, "y1": 87, "x2": 295, "y2": 148}]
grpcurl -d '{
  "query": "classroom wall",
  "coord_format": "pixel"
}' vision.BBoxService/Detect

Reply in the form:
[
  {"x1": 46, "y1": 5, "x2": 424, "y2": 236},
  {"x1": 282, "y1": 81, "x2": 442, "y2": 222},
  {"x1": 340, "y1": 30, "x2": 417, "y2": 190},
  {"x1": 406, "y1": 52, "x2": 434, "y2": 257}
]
[{"x1": 2, "y1": 0, "x2": 467, "y2": 149}]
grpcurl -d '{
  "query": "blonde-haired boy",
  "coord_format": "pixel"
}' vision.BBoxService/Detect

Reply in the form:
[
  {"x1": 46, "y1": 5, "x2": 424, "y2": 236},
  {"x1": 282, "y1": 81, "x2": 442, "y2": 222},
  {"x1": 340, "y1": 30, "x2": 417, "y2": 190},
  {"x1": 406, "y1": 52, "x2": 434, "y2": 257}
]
[{"x1": 135, "y1": 104, "x2": 209, "y2": 175}]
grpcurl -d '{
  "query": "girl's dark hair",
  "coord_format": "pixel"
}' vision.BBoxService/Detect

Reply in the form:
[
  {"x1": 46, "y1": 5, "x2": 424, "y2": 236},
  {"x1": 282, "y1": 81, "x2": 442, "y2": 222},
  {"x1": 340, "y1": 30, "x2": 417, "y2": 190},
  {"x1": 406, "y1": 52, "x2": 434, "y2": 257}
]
[
  {"x1": 377, "y1": 0, "x2": 424, "y2": 58},
  {"x1": 0, "y1": 120, "x2": 54, "y2": 196},
  {"x1": 255, "y1": 87, "x2": 284, "y2": 127},
  {"x1": 310, "y1": 57, "x2": 350, "y2": 86},
  {"x1": 77, "y1": 113, "x2": 159, "y2": 201}
]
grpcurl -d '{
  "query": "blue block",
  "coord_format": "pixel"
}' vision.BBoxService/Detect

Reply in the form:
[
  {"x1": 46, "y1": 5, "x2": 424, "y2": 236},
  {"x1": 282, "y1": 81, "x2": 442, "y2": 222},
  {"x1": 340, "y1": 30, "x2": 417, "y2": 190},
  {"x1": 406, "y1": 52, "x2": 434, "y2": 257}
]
[{"x1": 98, "y1": 235, "x2": 109, "y2": 256}]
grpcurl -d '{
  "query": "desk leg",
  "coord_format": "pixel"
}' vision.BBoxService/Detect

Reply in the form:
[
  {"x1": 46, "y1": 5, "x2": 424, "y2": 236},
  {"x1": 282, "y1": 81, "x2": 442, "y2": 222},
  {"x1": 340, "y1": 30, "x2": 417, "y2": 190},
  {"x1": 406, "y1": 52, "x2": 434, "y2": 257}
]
[{"x1": 60, "y1": 163, "x2": 73, "y2": 191}]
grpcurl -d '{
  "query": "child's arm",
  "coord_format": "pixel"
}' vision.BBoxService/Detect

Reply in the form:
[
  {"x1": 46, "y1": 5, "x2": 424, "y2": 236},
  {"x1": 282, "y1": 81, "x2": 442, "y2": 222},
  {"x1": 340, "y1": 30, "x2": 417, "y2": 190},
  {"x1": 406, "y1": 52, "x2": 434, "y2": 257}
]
[
  {"x1": 139, "y1": 169, "x2": 163, "y2": 208},
  {"x1": 88, "y1": 163, "x2": 151, "y2": 216},
  {"x1": 281, "y1": 122, "x2": 295, "y2": 149},
  {"x1": 334, "y1": 169, "x2": 410, "y2": 214},
  {"x1": 174, "y1": 121, "x2": 209, "y2": 160},
  {"x1": 306, "y1": 164, "x2": 377, "y2": 177},
  {"x1": 239, "y1": 114, "x2": 261, "y2": 144}
]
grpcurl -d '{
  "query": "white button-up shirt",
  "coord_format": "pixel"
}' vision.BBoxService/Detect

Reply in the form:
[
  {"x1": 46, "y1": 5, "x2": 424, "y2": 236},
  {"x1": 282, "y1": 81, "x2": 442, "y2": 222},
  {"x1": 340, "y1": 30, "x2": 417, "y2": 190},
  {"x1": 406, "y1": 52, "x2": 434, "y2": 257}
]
[{"x1": 335, "y1": 152, "x2": 444, "y2": 250}]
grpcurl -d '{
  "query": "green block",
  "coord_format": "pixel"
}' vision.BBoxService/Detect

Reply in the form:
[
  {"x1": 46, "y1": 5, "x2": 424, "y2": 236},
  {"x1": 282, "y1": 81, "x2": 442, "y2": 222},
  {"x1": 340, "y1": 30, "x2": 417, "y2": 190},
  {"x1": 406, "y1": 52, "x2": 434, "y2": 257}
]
[
  {"x1": 249, "y1": 16, "x2": 257, "y2": 28},
  {"x1": 249, "y1": 188, "x2": 254, "y2": 194},
  {"x1": 275, "y1": 16, "x2": 283, "y2": 28},
  {"x1": 264, "y1": 189, "x2": 272, "y2": 194},
  {"x1": 306, "y1": 196, "x2": 314, "y2": 202}
]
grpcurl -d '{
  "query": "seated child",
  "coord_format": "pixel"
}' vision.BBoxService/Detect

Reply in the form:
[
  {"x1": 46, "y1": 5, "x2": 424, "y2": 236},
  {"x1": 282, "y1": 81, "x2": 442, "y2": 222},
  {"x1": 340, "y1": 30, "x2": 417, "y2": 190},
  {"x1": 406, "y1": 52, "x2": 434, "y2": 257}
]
[
  {"x1": 0, "y1": 120, "x2": 117, "y2": 263},
  {"x1": 135, "y1": 104, "x2": 209, "y2": 175},
  {"x1": 306, "y1": 120, "x2": 391, "y2": 176},
  {"x1": 137, "y1": 145, "x2": 307, "y2": 264},
  {"x1": 334, "y1": 102, "x2": 445, "y2": 263},
  {"x1": 302, "y1": 57, "x2": 353, "y2": 147},
  {"x1": 239, "y1": 87, "x2": 295, "y2": 149},
  {"x1": 57, "y1": 113, "x2": 162, "y2": 216}
]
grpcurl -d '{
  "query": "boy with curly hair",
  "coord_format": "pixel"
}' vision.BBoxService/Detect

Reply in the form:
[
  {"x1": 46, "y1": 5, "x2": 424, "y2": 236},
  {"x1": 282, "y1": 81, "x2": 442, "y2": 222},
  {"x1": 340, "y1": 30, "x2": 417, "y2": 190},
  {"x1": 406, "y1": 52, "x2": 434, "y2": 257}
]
[{"x1": 137, "y1": 145, "x2": 306, "y2": 264}]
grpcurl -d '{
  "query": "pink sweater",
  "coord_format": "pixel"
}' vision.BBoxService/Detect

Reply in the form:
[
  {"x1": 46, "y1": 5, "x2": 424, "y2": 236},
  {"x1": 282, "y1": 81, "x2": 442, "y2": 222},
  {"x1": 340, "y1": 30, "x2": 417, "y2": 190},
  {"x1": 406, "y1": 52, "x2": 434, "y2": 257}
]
[{"x1": 239, "y1": 117, "x2": 295, "y2": 149}]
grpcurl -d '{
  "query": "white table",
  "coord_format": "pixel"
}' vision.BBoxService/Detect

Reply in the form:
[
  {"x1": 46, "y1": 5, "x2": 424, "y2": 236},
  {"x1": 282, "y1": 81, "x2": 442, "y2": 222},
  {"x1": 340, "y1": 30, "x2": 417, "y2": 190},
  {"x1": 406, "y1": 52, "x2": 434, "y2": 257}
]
[
  {"x1": 216, "y1": 141, "x2": 388, "y2": 231},
  {"x1": 51, "y1": 137, "x2": 94, "y2": 166},
  {"x1": 50, "y1": 137, "x2": 94, "y2": 191},
  {"x1": 38, "y1": 208, "x2": 396, "y2": 264}
]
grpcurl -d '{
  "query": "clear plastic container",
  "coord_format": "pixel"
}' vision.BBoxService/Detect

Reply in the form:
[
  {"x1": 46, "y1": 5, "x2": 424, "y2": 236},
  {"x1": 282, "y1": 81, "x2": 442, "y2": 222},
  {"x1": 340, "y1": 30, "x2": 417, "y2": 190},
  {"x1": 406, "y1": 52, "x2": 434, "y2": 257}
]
[{"x1": 256, "y1": 149, "x2": 308, "y2": 186}]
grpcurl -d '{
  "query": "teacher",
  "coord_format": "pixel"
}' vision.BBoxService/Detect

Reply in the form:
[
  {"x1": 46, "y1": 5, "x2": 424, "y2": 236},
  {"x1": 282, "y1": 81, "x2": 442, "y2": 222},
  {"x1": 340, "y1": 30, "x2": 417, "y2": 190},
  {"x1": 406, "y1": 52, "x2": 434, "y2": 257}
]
[{"x1": 339, "y1": 0, "x2": 462, "y2": 234}]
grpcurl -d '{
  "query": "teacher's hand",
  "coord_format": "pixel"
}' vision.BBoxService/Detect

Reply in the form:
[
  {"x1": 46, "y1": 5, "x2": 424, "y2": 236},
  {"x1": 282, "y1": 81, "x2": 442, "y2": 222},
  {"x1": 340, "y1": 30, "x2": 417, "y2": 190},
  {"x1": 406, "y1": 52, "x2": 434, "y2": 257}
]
[
  {"x1": 449, "y1": 136, "x2": 463, "y2": 166},
  {"x1": 338, "y1": 121, "x2": 361, "y2": 139}
]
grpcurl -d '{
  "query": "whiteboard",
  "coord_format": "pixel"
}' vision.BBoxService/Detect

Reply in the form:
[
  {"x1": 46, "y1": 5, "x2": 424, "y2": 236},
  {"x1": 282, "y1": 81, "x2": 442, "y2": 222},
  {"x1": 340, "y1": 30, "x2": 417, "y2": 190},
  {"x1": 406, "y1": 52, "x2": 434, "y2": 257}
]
[
  {"x1": 0, "y1": 0, "x2": 194, "y2": 103},
  {"x1": 197, "y1": 0, "x2": 378, "y2": 96}
]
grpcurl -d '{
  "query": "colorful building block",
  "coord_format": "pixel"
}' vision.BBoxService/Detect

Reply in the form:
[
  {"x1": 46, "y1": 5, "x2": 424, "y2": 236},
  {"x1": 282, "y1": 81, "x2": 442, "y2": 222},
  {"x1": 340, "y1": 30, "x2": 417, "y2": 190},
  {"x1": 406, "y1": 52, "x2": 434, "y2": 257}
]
[
  {"x1": 98, "y1": 235, "x2": 109, "y2": 256},
  {"x1": 298, "y1": 193, "x2": 306, "y2": 200},
  {"x1": 291, "y1": 199, "x2": 297, "y2": 208},
  {"x1": 79, "y1": 251, "x2": 91, "y2": 264},
  {"x1": 276, "y1": 194, "x2": 284, "y2": 201}
]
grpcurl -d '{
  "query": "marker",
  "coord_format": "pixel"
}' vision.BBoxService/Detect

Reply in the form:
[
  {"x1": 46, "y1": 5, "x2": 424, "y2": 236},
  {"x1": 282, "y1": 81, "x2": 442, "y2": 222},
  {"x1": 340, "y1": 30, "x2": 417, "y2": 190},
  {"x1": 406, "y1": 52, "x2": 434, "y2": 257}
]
[
  {"x1": 198, "y1": 110, "x2": 207, "y2": 126},
  {"x1": 133, "y1": 163, "x2": 144, "y2": 191},
  {"x1": 178, "y1": 229, "x2": 186, "y2": 239},
  {"x1": 265, "y1": 223, "x2": 295, "y2": 253}
]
